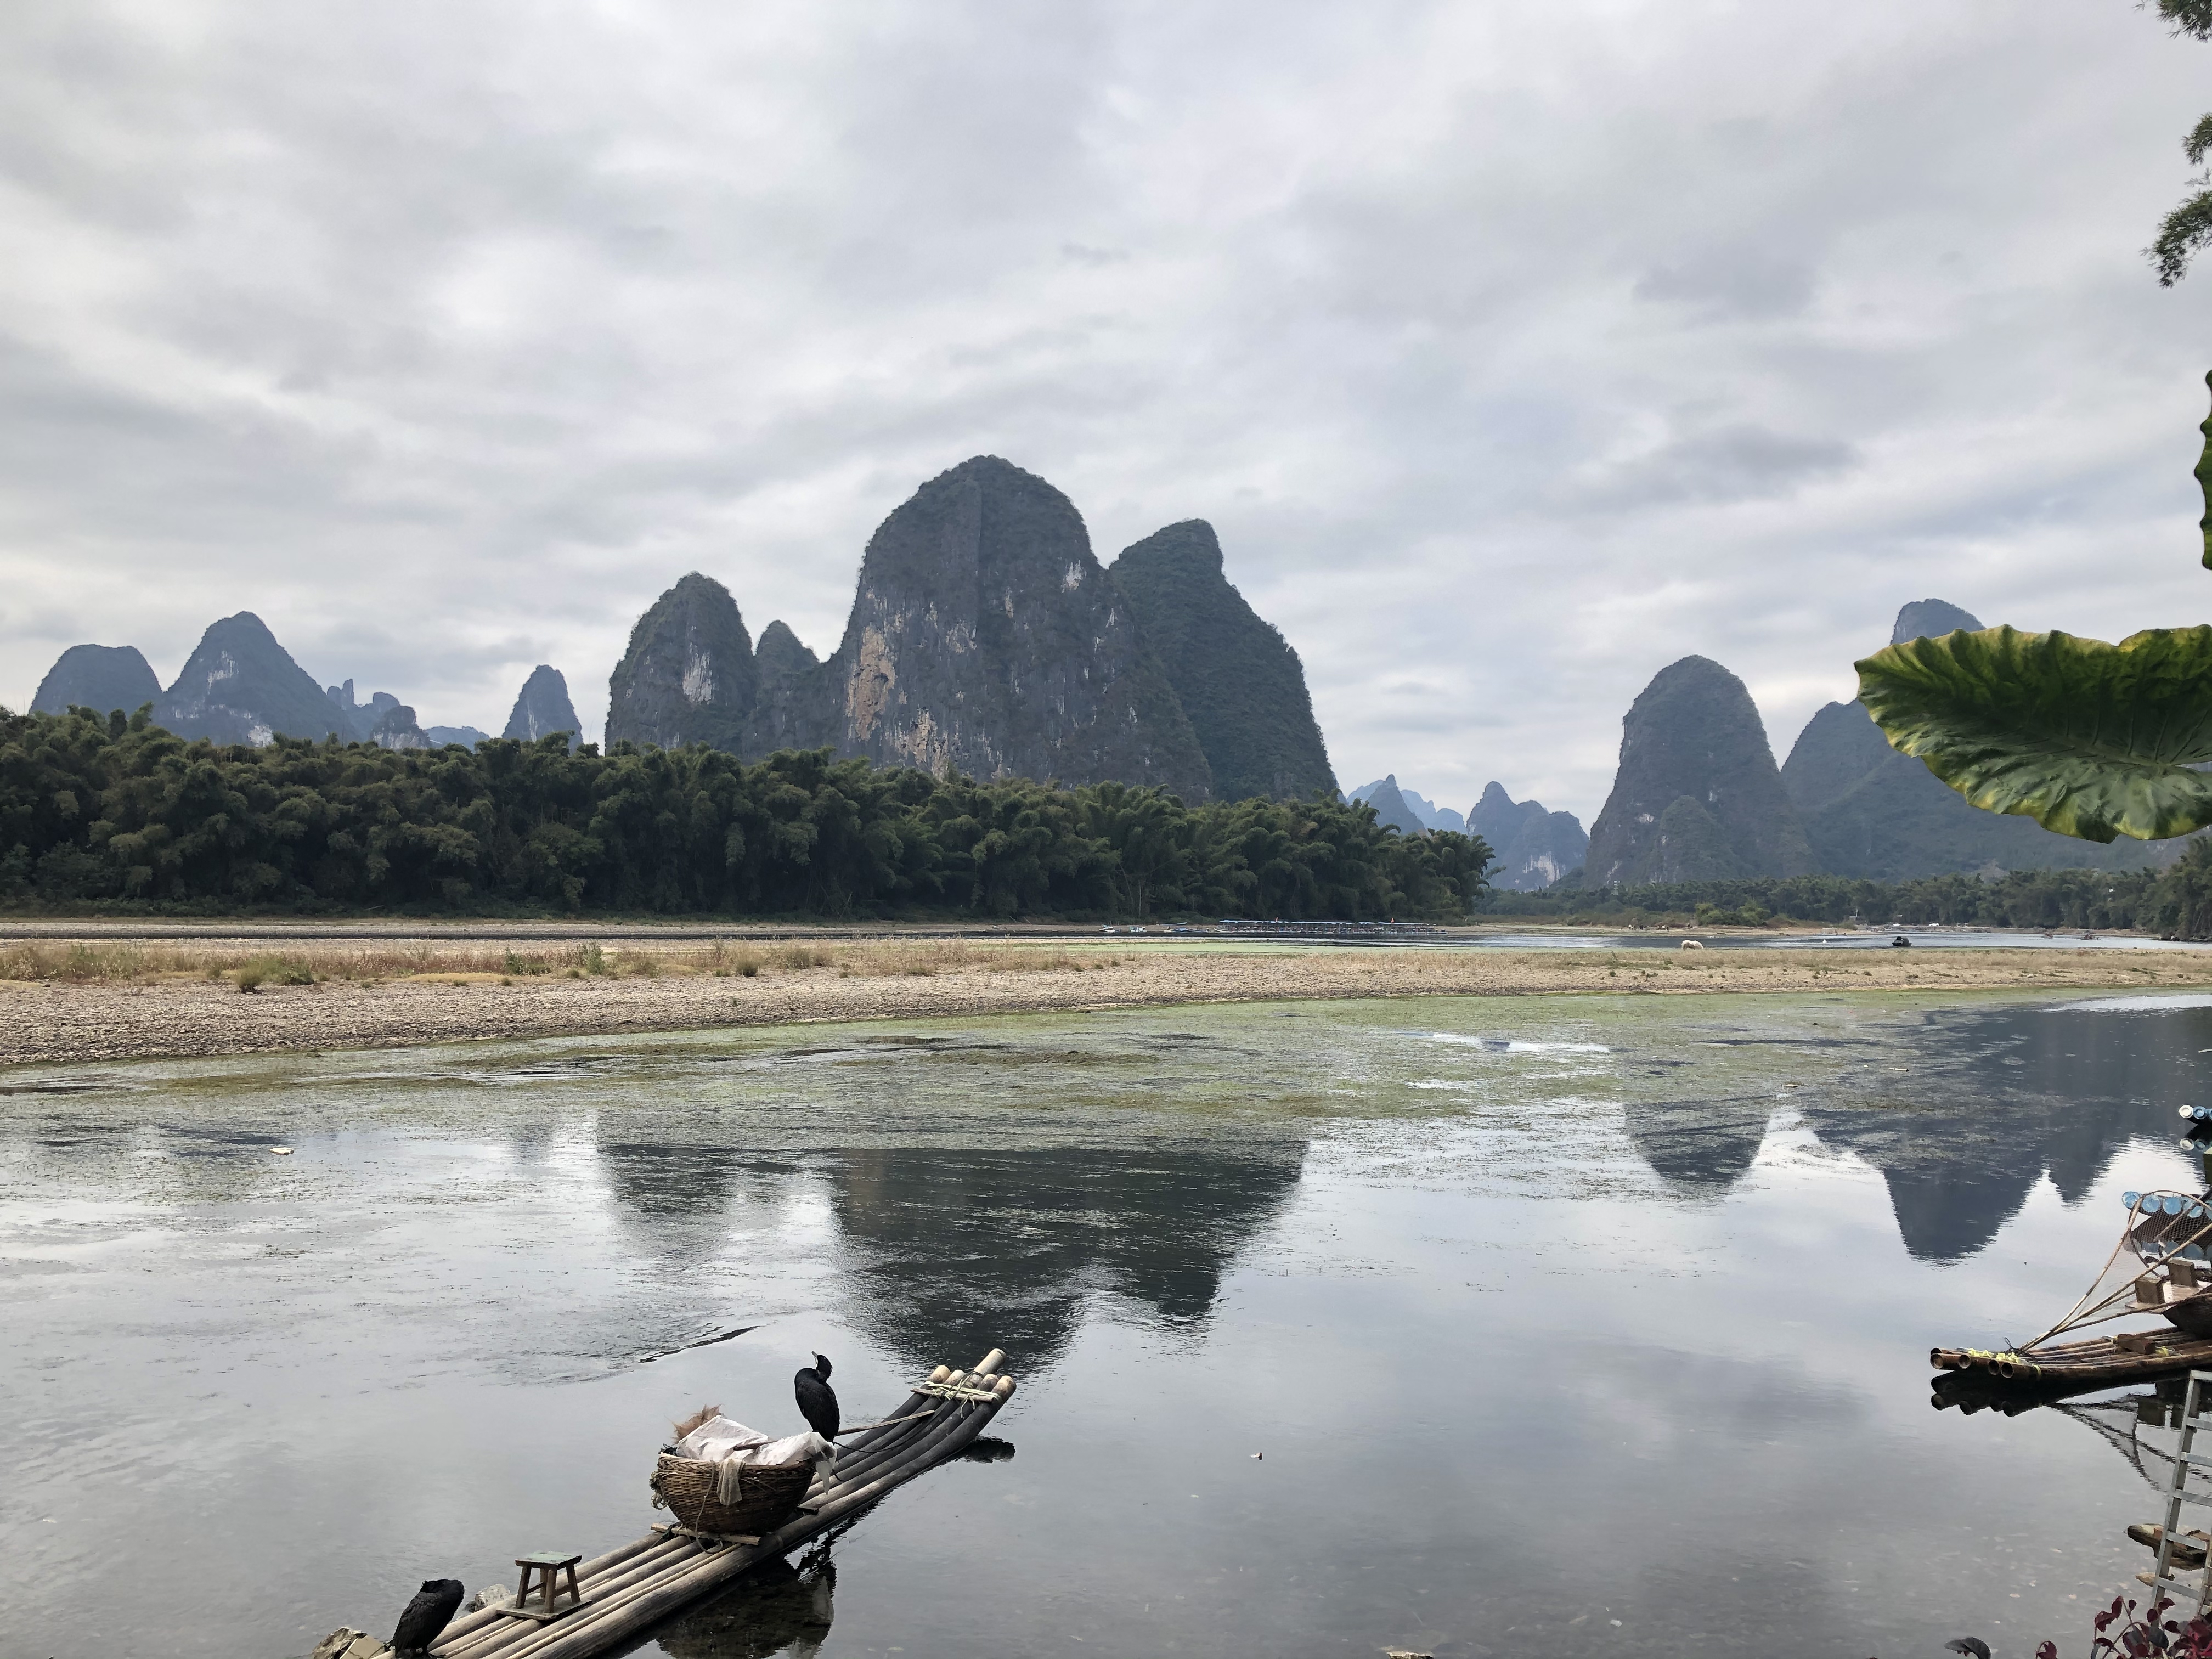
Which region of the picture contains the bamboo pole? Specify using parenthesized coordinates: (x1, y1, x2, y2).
(431, 1538, 696, 1659)
(431, 1535, 686, 1658)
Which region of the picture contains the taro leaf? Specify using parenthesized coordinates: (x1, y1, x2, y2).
(1855, 624, 2212, 842)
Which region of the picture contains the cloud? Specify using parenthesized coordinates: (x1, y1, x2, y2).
(0, 0, 2203, 828)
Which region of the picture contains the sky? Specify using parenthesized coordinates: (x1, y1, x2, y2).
(1, 0, 2206, 824)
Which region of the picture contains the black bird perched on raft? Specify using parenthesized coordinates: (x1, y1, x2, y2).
(391, 1579, 466, 1656)
(1944, 1639, 1991, 1659)
(794, 1352, 840, 1440)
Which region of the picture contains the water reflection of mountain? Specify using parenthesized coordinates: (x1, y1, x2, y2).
(1620, 1096, 1775, 1193)
(1804, 1000, 2212, 1263)
(825, 1142, 1307, 1370)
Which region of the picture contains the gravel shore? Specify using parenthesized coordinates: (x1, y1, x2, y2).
(7, 943, 2212, 1068)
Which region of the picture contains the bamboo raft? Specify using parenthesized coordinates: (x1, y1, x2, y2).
(1933, 1180, 2212, 1398)
(405, 1349, 1015, 1659)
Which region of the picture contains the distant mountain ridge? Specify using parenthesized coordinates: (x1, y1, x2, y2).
(1780, 600, 2187, 877)
(1468, 783, 1588, 890)
(30, 622, 572, 755)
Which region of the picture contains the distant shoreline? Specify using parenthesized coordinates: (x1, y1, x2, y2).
(7, 940, 2212, 1069)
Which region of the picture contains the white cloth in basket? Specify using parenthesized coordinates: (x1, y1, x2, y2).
(670, 1415, 834, 1505)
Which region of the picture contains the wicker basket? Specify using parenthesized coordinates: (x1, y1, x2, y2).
(651, 1452, 815, 1537)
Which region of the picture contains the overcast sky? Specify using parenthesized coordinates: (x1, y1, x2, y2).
(1, 0, 2205, 822)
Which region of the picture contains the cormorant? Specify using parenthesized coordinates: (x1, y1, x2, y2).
(794, 1352, 840, 1440)
(391, 1579, 466, 1656)
(1944, 1639, 1991, 1659)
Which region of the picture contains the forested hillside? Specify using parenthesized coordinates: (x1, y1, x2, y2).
(0, 708, 1489, 919)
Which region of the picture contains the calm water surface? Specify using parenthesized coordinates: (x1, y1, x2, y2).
(6, 989, 2212, 1657)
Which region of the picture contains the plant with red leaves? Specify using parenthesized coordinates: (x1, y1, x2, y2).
(2039, 1591, 2212, 1657)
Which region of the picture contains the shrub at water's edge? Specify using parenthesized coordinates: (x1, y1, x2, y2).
(0, 707, 1489, 921)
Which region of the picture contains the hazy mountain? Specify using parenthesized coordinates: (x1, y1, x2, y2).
(1107, 520, 1335, 801)
(31, 644, 160, 718)
(426, 725, 490, 748)
(1466, 782, 1588, 890)
(1585, 656, 1815, 884)
(1890, 597, 1982, 645)
(603, 572, 759, 752)
(1782, 600, 2186, 877)
(502, 664, 582, 744)
(1354, 779, 1463, 832)
(156, 612, 349, 745)
(1357, 774, 1428, 836)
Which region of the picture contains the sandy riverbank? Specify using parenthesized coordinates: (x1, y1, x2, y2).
(6, 942, 2212, 1067)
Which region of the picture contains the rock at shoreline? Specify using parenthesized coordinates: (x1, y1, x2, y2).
(31, 644, 161, 718)
(1108, 519, 1334, 801)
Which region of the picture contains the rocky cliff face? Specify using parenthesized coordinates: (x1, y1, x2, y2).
(813, 457, 1211, 795)
(368, 704, 431, 750)
(1466, 782, 1589, 890)
(32, 645, 161, 717)
(1585, 656, 1815, 884)
(1107, 520, 1334, 800)
(503, 665, 582, 744)
(1356, 775, 1427, 836)
(603, 573, 759, 752)
(1782, 600, 2186, 876)
(156, 613, 348, 746)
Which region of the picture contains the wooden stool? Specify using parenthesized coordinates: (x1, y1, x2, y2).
(505, 1553, 583, 1622)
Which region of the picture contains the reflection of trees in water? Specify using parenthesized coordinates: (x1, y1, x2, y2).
(650, 1553, 833, 1658)
(1803, 1002, 2210, 1263)
(826, 1142, 1307, 1370)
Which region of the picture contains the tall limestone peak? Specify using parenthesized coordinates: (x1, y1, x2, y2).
(821, 456, 1211, 795)
(1585, 656, 1815, 884)
(32, 644, 160, 717)
(1890, 597, 1982, 645)
(155, 612, 347, 746)
(1467, 782, 1589, 890)
(1108, 519, 1336, 801)
(503, 665, 582, 744)
(605, 572, 758, 751)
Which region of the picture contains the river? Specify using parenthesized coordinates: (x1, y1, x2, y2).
(5, 988, 2210, 1656)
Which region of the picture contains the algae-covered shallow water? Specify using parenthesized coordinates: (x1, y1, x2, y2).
(5, 989, 2211, 1657)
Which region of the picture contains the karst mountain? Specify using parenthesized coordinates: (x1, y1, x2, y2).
(604, 456, 1333, 802)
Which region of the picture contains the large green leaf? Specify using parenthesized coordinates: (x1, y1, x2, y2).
(1855, 625, 2212, 842)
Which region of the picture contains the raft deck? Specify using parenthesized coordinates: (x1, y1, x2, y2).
(1932, 1331, 2212, 1391)
(416, 1349, 1014, 1659)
